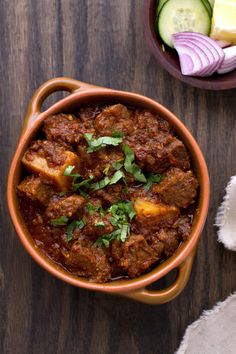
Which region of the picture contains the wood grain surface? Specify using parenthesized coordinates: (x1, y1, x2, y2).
(1, 1, 236, 353)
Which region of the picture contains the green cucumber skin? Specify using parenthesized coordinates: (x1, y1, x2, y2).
(208, 0, 214, 7)
(157, 0, 168, 14)
(157, 0, 211, 48)
(201, 0, 212, 16)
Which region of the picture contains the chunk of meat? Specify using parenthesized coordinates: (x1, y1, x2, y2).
(78, 145, 124, 180)
(61, 241, 112, 282)
(83, 213, 114, 239)
(134, 199, 180, 228)
(43, 114, 83, 146)
(94, 104, 133, 136)
(125, 109, 174, 173)
(147, 236, 165, 257)
(17, 175, 55, 206)
(153, 168, 198, 208)
(91, 183, 126, 207)
(156, 229, 180, 257)
(111, 234, 158, 278)
(78, 105, 102, 129)
(134, 144, 171, 173)
(23, 140, 68, 167)
(45, 194, 85, 220)
(22, 140, 80, 191)
(173, 215, 192, 241)
(166, 138, 190, 171)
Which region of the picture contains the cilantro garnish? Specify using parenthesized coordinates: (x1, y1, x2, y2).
(51, 215, 68, 226)
(122, 144, 146, 183)
(59, 191, 67, 197)
(94, 201, 136, 247)
(94, 220, 105, 228)
(63, 165, 75, 176)
(109, 170, 125, 185)
(63, 165, 94, 195)
(112, 159, 124, 171)
(103, 164, 110, 176)
(84, 133, 123, 153)
(111, 130, 125, 138)
(90, 170, 125, 191)
(90, 176, 110, 191)
(144, 173, 163, 191)
(66, 219, 86, 241)
(86, 203, 104, 217)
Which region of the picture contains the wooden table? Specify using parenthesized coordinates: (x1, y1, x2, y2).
(1, 1, 236, 353)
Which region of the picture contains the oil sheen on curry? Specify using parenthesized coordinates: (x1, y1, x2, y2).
(17, 104, 199, 283)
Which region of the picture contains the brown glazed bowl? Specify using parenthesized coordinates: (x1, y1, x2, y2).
(7, 77, 210, 304)
(144, 0, 236, 90)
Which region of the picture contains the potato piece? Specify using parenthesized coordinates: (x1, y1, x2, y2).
(134, 199, 180, 225)
(22, 149, 79, 191)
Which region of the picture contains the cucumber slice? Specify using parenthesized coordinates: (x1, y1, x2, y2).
(158, 0, 211, 48)
(157, 0, 168, 14)
(201, 0, 212, 16)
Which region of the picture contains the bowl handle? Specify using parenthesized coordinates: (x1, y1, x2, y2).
(22, 77, 96, 133)
(123, 247, 196, 305)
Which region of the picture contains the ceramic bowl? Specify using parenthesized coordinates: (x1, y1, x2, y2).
(143, 0, 236, 90)
(7, 77, 210, 304)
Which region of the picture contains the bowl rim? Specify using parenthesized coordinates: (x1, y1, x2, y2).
(7, 88, 210, 293)
(143, 0, 236, 90)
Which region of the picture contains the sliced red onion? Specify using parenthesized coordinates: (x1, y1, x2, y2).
(172, 32, 225, 77)
(217, 45, 236, 74)
(173, 32, 224, 76)
(172, 43, 203, 75)
(173, 37, 215, 76)
(173, 40, 209, 76)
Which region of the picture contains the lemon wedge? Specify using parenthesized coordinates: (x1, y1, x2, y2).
(210, 0, 236, 43)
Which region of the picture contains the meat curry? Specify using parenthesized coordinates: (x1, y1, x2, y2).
(17, 104, 199, 283)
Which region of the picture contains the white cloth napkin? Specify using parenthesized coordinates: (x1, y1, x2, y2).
(176, 176, 236, 354)
(176, 293, 236, 354)
(215, 176, 236, 250)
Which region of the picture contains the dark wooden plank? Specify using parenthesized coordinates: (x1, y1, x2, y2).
(1, 1, 236, 354)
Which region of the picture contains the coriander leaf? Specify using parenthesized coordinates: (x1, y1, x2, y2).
(112, 158, 124, 170)
(103, 164, 110, 176)
(86, 203, 104, 217)
(122, 144, 146, 183)
(144, 173, 163, 191)
(66, 219, 86, 241)
(51, 215, 68, 226)
(78, 189, 89, 198)
(64, 165, 94, 194)
(109, 170, 125, 185)
(95, 201, 136, 247)
(95, 220, 105, 228)
(131, 164, 147, 183)
(112, 129, 125, 138)
(64, 165, 76, 176)
(94, 229, 120, 248)
(90, 176, 111, 191)
(122, 144, 134, 173)
(72, 175, 94, 192)
(120, 224, 130, 242)
(90, 170, 125, 191)
(84, 133, 123, 153)
(86, 203, 97, 214)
